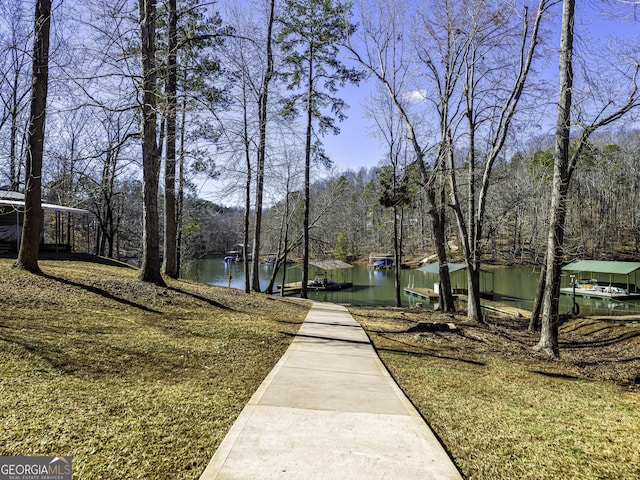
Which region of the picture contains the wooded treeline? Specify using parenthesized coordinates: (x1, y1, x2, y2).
(261, 132, 640, 266)
(2, 0, 639, 355)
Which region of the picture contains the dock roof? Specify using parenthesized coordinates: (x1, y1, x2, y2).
(417, 262, 468, 274)
(562, 260, 640, 276)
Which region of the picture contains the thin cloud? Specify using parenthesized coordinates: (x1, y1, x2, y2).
(402, 90, 428, 103)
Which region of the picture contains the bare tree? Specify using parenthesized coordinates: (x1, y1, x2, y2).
(263, 155, 302, 295)
(535, 0, 640, 356)
(433, 0, 553, 322)
(0, 0, 31, 191)
(251, 0, 276, 292)
(348, 0, 457, 311)
(137, 0, 165, 285)
(366, 87, 411, 307)
(162, 0, 178, 278)
(83, 111, 138, 259)
(15, 0, 52, 273)
(217, 0, 280, 293)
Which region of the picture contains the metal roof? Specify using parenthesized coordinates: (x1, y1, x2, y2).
(0, 191, 24, 201)
(562, 260, 640, 276)
(309, 259, 353, 270)
(417, 262, 468, 274)
(0, 199, 89, 214)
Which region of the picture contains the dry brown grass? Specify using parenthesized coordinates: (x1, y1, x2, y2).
(0, 257, 309, 479)
(350, 306, 640, 480)
(3, 255, 639, 479)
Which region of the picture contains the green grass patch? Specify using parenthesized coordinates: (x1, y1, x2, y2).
(0, 258, 309, 479)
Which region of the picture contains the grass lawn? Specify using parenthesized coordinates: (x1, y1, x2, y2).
(0, 257, 309, 479)
(3, 256, 639, 479)
(351, 306, 640, 480)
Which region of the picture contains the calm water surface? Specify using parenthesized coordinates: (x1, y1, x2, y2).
(182, 258, 423, 306)
(182, 258, 640, 315)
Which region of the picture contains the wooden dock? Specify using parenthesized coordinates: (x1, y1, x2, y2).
(404, 287, 530, 318)
(404, 287, 440, 302)
(475, 297, 530, 318)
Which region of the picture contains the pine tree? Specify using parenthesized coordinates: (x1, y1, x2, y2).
(277, 0, 364, 298)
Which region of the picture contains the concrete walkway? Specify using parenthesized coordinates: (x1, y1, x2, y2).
(199, 302, 462, 480)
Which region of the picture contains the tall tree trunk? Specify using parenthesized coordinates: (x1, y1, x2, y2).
(242, 96, 251, 294)
(535, 0, 574, 356)
(466, 265, 483, 322)
(529, 262, 546, 331)
(176, 92, 187, 275)
(251, 0, 276, 293)
(537, 181, 570, 356)
(162, 0, 178, 278)
(426, 178, 455, 312)
(301, 51, 314, 300)
(9, 64, 22, 192)
(15, 0, 51, 274)
(455, 62, 485, 324)
(393, 204, 402, 307)
(138, 0, 165, 286)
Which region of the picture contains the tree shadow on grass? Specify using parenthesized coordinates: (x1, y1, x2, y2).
(279, 331, 371, 346)
(377, 345, 487, 366)
(560, 331, 640, 349)
(41, 273, 162, 314)
(275, 318, 305, 325)
(0, 327, 214, 379)
(165, 286, 233, 311)
(39, 276, 236, 314)
(531, 370, 583, 381)
(372, 333, 486, 366)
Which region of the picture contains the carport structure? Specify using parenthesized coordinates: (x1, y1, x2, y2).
(0, 191, 90, 253)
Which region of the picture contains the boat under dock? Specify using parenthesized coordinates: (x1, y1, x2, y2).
(560, 287, 640, 301)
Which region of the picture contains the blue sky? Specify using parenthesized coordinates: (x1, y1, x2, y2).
(321, 80, 382, 173)
(320, 1, 640, 174)
(202, 0, 639, 203)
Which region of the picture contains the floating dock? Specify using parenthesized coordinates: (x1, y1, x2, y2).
(404, 287, 530, 318)
(279, 281, 353, 294)
(403, 287, 440, 302)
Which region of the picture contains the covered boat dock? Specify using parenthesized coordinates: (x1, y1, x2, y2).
(405, 262, 530, 317)
(561, 260, 640, 300)
(410, 262, 494, 299)
(279, 259, 354, 293)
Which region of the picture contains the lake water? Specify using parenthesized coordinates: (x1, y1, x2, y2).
(181, 258, 640, 316)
